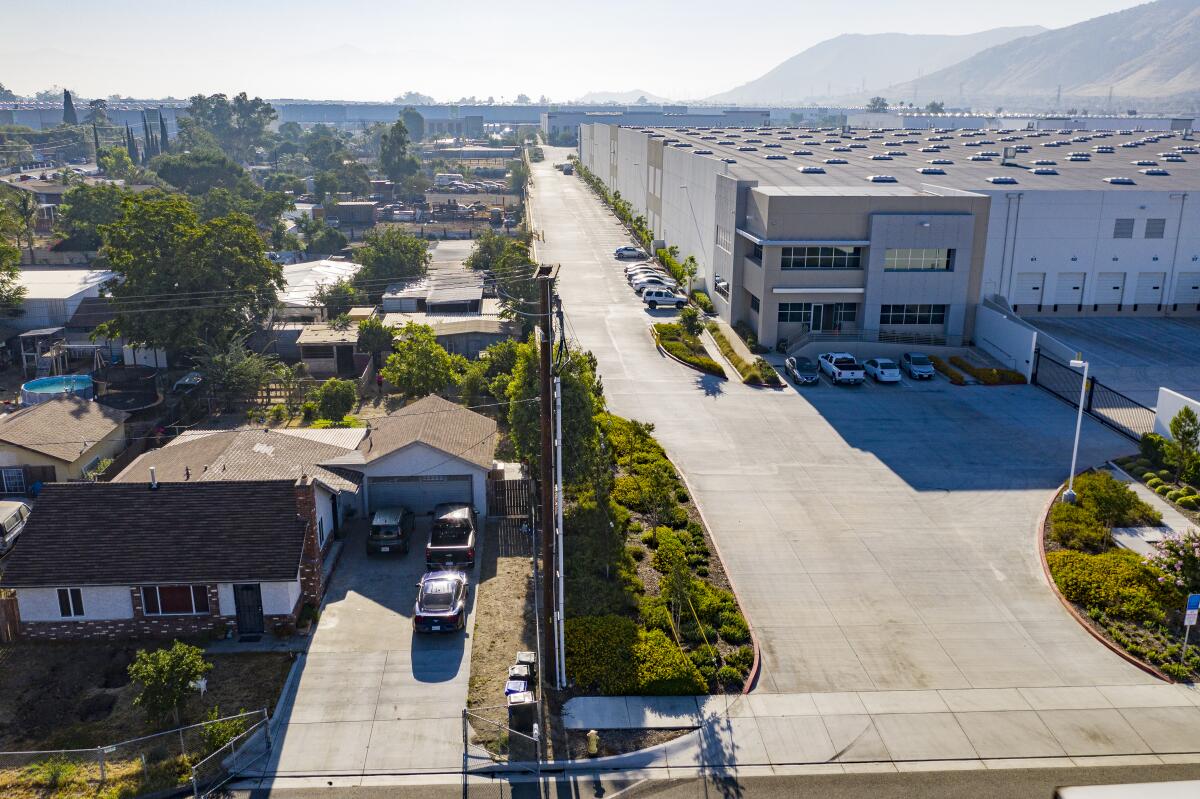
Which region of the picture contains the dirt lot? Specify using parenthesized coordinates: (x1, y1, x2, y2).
(0, 641, 293, 750)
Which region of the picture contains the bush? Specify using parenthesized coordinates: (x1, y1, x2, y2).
(641, 529, 659, 548)
(1147, 477, 1164, 489)
(1158, 470, 1174, 480)
(929, 355, 966, 385)
(718, 611, 751, 644)
(733, 321, 766, 354)
(678, 306, 703, 336)
(1160, 662, 1194, 681)
(627, 545, 646, 562)
(1179, 496, 1198, 510)
(1167, 490, 1183, 503)
(660, 338, 725, 377)
(1156, 485, 1172, 496)
(268, 403, 288, 422)
(300, 400, 318, 423)
(311, 414, 365, 428)
(1073, 470, 1161, 527)
(690, 290, 714, 313)
(310, 377, 357, 421)
(948, 355, 1026, 385)
(1140, 433, 1168, 467)
(639, 596, 672, 633)
(680, 620, 718, 646)
(564, 615, 639, 695)
(634, 628, 708, 695)
(1048, 502, 1110, 552)
(726, 646, 756, 674)
(200, 706, 248, 755)
(716, 665, 744, 688)
(1047, 548, 1180, 624)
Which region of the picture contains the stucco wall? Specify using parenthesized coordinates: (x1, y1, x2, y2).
(1155, 387, 1200, 439)
(0, 424, 126, 481)
(351, 442, 489, 516)
(17, 586, 133, 621)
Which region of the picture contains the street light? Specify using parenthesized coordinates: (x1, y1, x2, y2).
(1062, 357, 1089, 504)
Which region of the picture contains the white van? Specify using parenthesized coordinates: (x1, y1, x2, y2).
(0, 500, 31, 554)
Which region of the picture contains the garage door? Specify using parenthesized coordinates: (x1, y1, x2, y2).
(1134, 272, 1165, 306)
(1095, 272, 1126, 306)
(1055, 272, 1085, 307)
(368, 475, 473, 514)
(1013, 272, 1045, 306)
(1175, 272, 1200, 305)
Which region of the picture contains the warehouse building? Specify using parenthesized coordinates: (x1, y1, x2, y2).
(578, 122, 1200, 350)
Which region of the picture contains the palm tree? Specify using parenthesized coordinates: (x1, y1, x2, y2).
(5, 189, 39, 264)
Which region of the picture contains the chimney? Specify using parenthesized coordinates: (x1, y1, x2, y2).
(149, 466, 158, 489)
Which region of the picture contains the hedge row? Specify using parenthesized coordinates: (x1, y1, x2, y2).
(929, 355, 966, 385)
(707, 323, 781, 386)
(690, 291, 714, 314)
(948, 355, 1026, 385)
(564, 615, 708, 696)
(653, 323, 725, 377)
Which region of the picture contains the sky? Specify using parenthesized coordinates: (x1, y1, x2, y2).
(0, 0, 1150, 102)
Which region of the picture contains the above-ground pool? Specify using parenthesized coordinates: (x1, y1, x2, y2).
(20, 375, 95, 405)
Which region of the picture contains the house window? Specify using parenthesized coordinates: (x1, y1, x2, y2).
(57, 588, 84, 618)
(883, 248, 955, 271)
(1, 469, 25, 494)
(879, 304, 947, 325)
(778, 302, 813, 324)
(748, 293, 760, 313)
(1113, 219, 1135, 239)
(303, 345, 335, 359)
(142, 585, 210, 615)
(780, 246, 863, 269)
(1145, 218, 1166, 239)
(317, 516, 327, 548)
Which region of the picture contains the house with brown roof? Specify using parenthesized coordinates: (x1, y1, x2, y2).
(0, 479, 328, 640)
(0, 397, 129, 493)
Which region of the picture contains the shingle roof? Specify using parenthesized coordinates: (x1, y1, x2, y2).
(0, 480, 308, 587)
(354, 395, 497, 469)
(0, 397, 128, 463)
(113, 427, 364, 493)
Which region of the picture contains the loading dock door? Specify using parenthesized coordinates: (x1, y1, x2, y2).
(1095, 272, 1126, 306)
(1174, 272, 1200, 305)
(1055, 272, 1085, 307)
(1013, 272, 1045, 306)
(1134, 272, 1165, 306)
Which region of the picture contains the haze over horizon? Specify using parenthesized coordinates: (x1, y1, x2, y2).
(0, 0, 1149, 103)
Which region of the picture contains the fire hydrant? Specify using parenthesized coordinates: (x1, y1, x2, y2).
(586, 729, 600, 757)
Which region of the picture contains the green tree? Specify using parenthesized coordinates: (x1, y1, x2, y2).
(0, 83, 16, 102)
(357, 316, 397, 367)
(186, 92, 276, 162)
(464, 228, 508, 273)
(97, 145, 136, 180)
(151, 150, 248, 195)
(401, 107, 425, 142)
(866, 96, 889, 113)
(97, 193, 283, 353)
(3, 186, 38, 263)
(297, 216, 347, 255)
(128, 641, 213, 725)
(278, 121, 303, 143)
(678, 306, 702, 337)
(380, 118, 419, 182)
(355, 228, 429, 297)
(0, 206, 26, 316)
(1166, 406, 1200, 484)
(653, 531, 692, 629)
(302, 124, 349, 171)
(313, 278, 362, 318)
(55, 182, 131, 250)
(493, 239, 539, 335)
(925, 100, 945, 114)
(62, 90, 77, 125)
(192, 335, 280, 412)
(84, 98, 108, 125)
(311, 377, 358, 420)
(380, 322, 454, 399)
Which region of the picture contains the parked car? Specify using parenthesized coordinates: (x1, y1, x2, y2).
(632, 275, 678, 294)
(642, 288, 687, 310)
(817, 352, 865, 385)
(425, 503, 477, 570)
(0, 500, 30, 555)
(626, 267, 669, 283)
(412, 570, 469, 633)
(864, 358, 902, 383)
(366, 506, 414, 556)
(784, 356, 820, 385)
(901, 352, 936, 379)
(614, 246, 648, 260)
(623, 261, 658, 275)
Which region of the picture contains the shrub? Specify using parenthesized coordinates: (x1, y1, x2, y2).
(1147, 477, 1164, 489)
(1073, 470, 1161, 527)
(639, 596, 672, 633)
(690, 290, 714, 313)
(676, 487, 690, 504)
(1168, 491, 1183, 503)
(1180, 485, 1198, 496)
(678, 306, 703, 337)
(680, 620, 718, 646)
(1048, 502, 1109, 552)
(634, 628, 708, 695)
(200, 706, 249, 755)
(929, 355, 966, 385)
(1142, 470, 1158, 482)
(1047, 548, 1180, 624)
(310, 377, 357, 421)
(23, 757, 80, 790)
(660, 339, 725, 377)
(311, 414, 365, 428)
(1134, 458, 1153, 470)
(948, 355, 1026, 385)
(268, 403, 288, 422)
(718, 611, 751, 644)
(627, 545, 646, 562)
(1160, 662, 1194, 681)
(1147, 528, 1200, 594)
(1139, 433, 1168, 467)
(1178, 496, 1198, 510)
(564, 615, 639, 695)
(733, 320, 766, 354)
(1156, 485, 1171, 496)
(641, 529, 659, 548)
(748, 357, 782, 387)
(726, 646, 756, 674)
(717, 665, 744, 688)
(1158, 470, 1174, 480)
(129, 641, 213, 725)
(300, 400, 318, 423)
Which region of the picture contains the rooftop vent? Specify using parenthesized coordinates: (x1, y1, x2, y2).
(1103, 176, 1136, 185)
(799, 166, 826, 174)
(987, 176, 1018, 184)
(867, 175, 897, 183)
(1031, 168, 1059, 175)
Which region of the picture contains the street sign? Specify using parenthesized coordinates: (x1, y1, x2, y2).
(1186, 594, 1200, 627)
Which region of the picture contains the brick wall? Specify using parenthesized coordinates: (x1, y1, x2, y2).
(295, 480, 328, 608)
(22, 584, 229, 640)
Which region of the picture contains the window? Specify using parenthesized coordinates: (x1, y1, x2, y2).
(1145, 218, 1166, 239)
(303, 345, 335, 359)
(749, 243, 763, 263)
(780, 246, 863, 270)
(1, 469, 25, 494)
(884, 248, 955, 272)
(317, 516, 327, 548)
(142, 585, 210, 616)
(57, 588, 84, 618)
(715, 226, 733, 253)
(1113, 219, 1135, 239)
(748, 293, 760, 313)
(879, 304, 947, 326)
(778, 302, 813, 324)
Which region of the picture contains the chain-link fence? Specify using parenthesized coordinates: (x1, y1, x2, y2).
(463, 707, 541, 776)
(0, 709, 267, 798)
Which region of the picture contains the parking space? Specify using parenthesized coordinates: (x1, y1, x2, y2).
(1027, 316, 1200, 407)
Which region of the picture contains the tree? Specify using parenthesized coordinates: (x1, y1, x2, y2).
(297, 216, 347, 255)
(55, 182, 131, 250)
(1166, 406, 1200, 484)
(311, 377, 357, 420)
(62, 90, 77, 125)
(401, 107, 425, 143)
(866, 97, 889, 113)
(925, 101, 945, 114)
(84, 98, 108, 125)
(186, 93, 276, 162)
(492, 239, 539, 335)
(313, 279, 362, 319)
(97, 193, 283, 353)
(2, 187, 38, 264)
(192, 335, 280, 411)
(278, 121, 303, 143)
(158, 108, 170, 154)
(357, 316, 397, 367)
(356, 228, 429, 296)
(380, 118, 418, 182)
(302, 124, 348, 171)
(678, 306, 702, 337)
(465, 228, 507, 272)
(380, 322, 454, 399)
(128, 641, 212, 725)
(151, 150, 248, 195)
(97, 145, 135, 180)
(0, 83, 16, 102)
(0, 206, 26, 316)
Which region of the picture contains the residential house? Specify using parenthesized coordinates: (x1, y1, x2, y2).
(16, 268, 114, 332)
(381, 269, 517, 358)
(296, 323, 368, 378)
(279, 259, 362, 323)
(0, 480, 329, 640)
(0, 397, 129, 492)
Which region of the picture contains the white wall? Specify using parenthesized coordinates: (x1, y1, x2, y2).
(1154, 387, 1200, 438)
(974, 304, 1038, 377)
(17, 586, 133, 622)
(315, 484, 336, 548)
(218, 583, 235, 617)
(352, 442, 488, 515)
(261, 581, 302, 615)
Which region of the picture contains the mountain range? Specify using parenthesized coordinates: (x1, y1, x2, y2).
(575, 89, 673, 105)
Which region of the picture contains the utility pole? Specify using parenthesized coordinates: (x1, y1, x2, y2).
(537, 264, 557, 679)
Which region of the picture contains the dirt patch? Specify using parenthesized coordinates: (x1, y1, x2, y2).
(565, 728, 692, 760)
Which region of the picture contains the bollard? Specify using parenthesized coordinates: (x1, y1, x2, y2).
(586, 729, 599, 757)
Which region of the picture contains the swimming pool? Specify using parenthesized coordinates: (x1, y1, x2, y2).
(20, 375, 95, 405)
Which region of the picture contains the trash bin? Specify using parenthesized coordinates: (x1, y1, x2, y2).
(507, 691, 538, 762)
(503, 679, 528, 696)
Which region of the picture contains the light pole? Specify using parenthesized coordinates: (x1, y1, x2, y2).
(1063, 357, 1089, 504)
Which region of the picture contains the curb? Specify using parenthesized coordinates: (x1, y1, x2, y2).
(649, 325, 727, 380)
(1036, 476, 1171, 683)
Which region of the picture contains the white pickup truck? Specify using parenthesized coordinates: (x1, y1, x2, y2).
(817, 352, 865, 385)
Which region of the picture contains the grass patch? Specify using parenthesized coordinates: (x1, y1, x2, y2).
(652, 323, 724, 377)
(948, 355, 1026, 385)
(706, 323, 780, 386)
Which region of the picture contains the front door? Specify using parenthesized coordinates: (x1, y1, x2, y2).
(335, 345, 356, 376)
(809, 304, 824, 332)
(233, 584, 264, 636)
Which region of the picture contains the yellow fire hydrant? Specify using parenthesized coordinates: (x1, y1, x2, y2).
(586, 729, 600, 757)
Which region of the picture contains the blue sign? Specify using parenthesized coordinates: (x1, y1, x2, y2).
(1189, 595, 1200, 612)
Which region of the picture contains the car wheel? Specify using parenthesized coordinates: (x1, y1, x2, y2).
(675, 301, 685, 309)
(648, 301, 657, 309)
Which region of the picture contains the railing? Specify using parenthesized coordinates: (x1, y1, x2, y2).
(462, 706, 540, 775)
(189, 714, 272, 798)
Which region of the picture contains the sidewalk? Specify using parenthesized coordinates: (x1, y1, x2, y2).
(1107, 463, 1197, 556)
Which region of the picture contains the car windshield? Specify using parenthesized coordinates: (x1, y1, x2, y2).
(878, 361, 896, 368)
(909, 355, 931, 366)
(420, 580, 457, 610)
(795, 360, 816, 371)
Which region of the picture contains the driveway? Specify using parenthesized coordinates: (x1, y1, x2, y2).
(264, 519, 474, 777)
(531, 145, 1155, 695)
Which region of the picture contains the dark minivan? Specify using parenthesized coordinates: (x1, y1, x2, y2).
(425, 503, 477, 570)
(366, 506, 414, 556)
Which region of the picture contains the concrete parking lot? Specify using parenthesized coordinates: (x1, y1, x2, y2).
(532, 146, 1154, 696)
(1027, 316, 1200, 408)
(264, 519, 475, 777)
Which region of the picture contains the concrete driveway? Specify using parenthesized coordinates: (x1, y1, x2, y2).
(264, 519, 474, 776)
(531, 146, 1155, 696)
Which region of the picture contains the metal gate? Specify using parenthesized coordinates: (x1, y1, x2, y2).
(1032, 351, 1156, 441)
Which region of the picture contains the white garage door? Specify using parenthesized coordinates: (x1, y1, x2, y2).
(1013, 272, 1045, 306)
(1174, 272, 1200, 305)
(1134, 272, 1165, 306)
(1055, 272, 1085, 307)
(1095, 272, 1126, 305)
(368, 475, 473, 514)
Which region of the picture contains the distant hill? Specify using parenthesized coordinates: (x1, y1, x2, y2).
(575, 89, 673, 105)
(706, 26, 1044, 105)
(887, 0, 1200, 105)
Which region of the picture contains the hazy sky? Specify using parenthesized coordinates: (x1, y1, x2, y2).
(2, 0, 1147, 102)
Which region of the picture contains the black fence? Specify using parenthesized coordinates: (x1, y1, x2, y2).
(1032, 351, 1156, 441)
